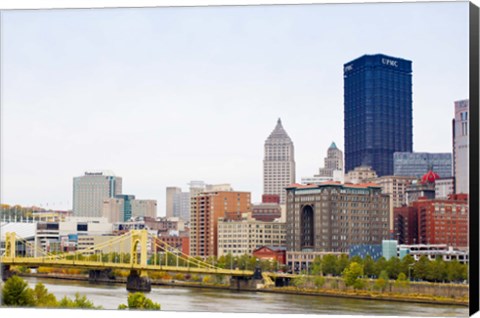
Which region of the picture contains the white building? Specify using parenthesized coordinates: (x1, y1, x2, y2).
(453, 99, 469, 194)
(435, 177, 455, 199)
(263, 118, 295, 204)
(345, 165, 378, 184)
(217, 212, 286, 257)
(73, 171, 122, 218)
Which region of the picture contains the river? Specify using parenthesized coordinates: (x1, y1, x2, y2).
(3, 277, 469, 318)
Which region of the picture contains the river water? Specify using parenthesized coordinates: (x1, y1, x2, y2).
(11, 277, 468, 318)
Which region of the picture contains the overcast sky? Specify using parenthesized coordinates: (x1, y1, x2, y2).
(0, 1, 470, 214)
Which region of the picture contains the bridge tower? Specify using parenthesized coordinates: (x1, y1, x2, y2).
(1, 232, 16, 281)
(126, 229, 151, 292)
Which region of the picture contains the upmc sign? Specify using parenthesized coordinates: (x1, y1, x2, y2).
(381, 58, 398, 67)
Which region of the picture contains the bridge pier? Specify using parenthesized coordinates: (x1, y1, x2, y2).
(1, 264, 13, 282)
(127, 270, 151, 292)
(230, 266, 263, 291)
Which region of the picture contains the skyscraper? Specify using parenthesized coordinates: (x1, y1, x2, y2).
(318, 142, 343, 177)
(453, 99, 469, 194)
(189, 190, 251, 257)
(344, 54, 413, 177)
(73, 171, 122, 218)
(263, 118, 295, 204)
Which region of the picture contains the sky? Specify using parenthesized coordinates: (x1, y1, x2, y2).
(0, 0, 471, 214)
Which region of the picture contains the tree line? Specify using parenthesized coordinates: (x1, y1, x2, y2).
(0, 275, 160, 310)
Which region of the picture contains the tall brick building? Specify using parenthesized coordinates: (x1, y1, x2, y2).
(285, 182, 390, 253)
(394, 194, 468, 248)
(189, 191, 251, 257)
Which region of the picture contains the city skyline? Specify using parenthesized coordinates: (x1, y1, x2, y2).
(1, 2, 469, 213)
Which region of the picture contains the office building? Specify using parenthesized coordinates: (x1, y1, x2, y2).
(217, 212, 286, 257)
(131, 199, 157, 219)
(394, 152, 452, 178)
(263, 118, 296, 204)
(435, 178, 455, 199)
(166, 187, 181, 218)
(344, 165, 378, 184)
(318, 142, 344, 177)
(372, 175, 415, 230)
(344, 54, 413, 177)
(285, 182, 390, 253)
(453, 99, 469, 194)
(73, 171, 122, 218)
(189, 190, 251, 257)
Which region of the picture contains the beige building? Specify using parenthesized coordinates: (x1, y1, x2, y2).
(77, 235, 131, 255)
(217, 212, 286, 257)
(371, 175, 415, 230)
(132, 199, 157, 219)
(165, 187, 181, 218)
(102, 198, 125, 223)
(345, 165, 378, 184)
(263, 118, 296, 205)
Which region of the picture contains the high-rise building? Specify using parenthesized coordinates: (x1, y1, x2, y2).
(286, 182, 390, 253)
(217, 212, 286, 257)
(372, 175, 416, 231)
(318, 142, 344, 177)
(131, 199, 157, 219)
(263, 118, 295, 204)
(73, 171, 122, 218)
(189, 190, 251, 257)
(453, 99, 469, 194)
(173, 191, 191, 222)
(393, 152, 452, 178)
(166, 187, 181, 218)
(344, 54, 413, 177)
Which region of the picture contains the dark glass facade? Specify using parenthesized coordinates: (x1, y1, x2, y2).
(344, 54, 413, 177)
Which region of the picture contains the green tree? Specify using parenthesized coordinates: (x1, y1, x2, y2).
(1, 275, 36, 307)
(413, 256, 429, 281)
(58, 293, 101, 309)
(342, 262, 365, 290)
(385, 257, 401, 279)
(426, 258, 447, 282)
(311, 256, 323, 275)
(322, 254, 338, 276)
(291, 275, 307, 288)
(313, 276, 326, 288)
(446, 260, 464, 282)
(33, 283, 58, 308)
(363, 255, 376, 278)
(374, 270, 389, 292)
(394, 272, 409, 289)
(336, 254, 350, 276)
(118, 292, 161, 310)
(373, 257, 387, 278)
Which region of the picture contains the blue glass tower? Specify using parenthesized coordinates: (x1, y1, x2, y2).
(344, 54, 413, 177)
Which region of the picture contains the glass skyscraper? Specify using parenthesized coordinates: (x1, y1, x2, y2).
(393, 152, 452, 178)
(344, 54, 413, 177)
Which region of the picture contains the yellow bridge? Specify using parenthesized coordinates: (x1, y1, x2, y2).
(0, 230, 256, 291)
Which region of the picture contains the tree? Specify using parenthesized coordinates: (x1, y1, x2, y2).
(373, 257, 387, 278)
(1, 275, 36, 307)
(374, 270, 389, 292)
(342, 262, 365, 290)
(385, 257, 401, 279)
(311, 256, 323, 275)
(313, 276, 326, 289)
(413, 256, 429, 281)
(118, 292, 161, 310)
(336, 254, 350, 276)
(446, 260, 464, 282)
(363, 255, 376, 278)
(33, 283, 58, 308)
(321, 254, 338, 276)
(394, 272, 409, 289)
(58, 293, 101, 309)
(426, 258, 447, 282)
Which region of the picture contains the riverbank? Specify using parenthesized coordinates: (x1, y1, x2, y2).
(14, 272, 468, 307)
